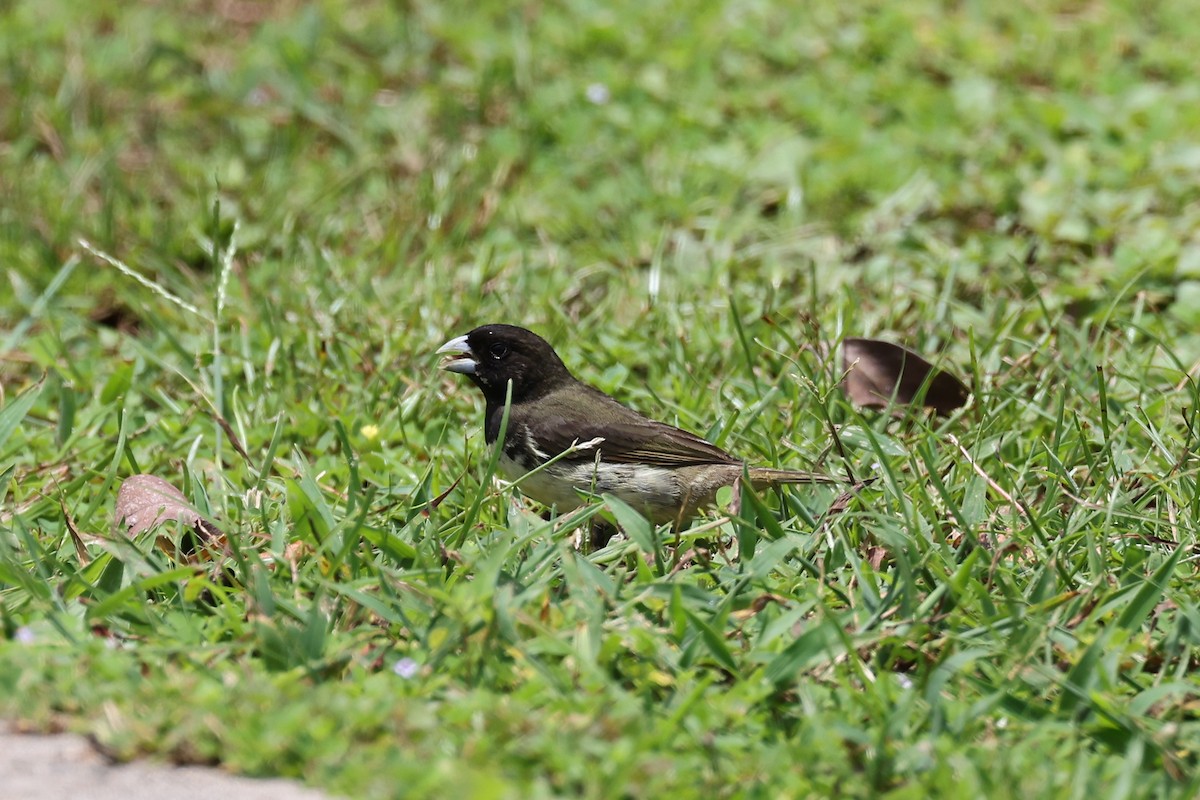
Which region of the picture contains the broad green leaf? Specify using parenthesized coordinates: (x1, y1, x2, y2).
(0, 379, 44, 451)
(1115, 545, 1184, 633)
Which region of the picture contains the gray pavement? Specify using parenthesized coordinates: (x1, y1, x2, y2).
(0, 725, 337, 800)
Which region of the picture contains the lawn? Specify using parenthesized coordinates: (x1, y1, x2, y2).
(2, 0, 1199, 797)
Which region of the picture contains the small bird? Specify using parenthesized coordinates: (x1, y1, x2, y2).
(434, 323, 844, 525)
(436, 324, 840, 526)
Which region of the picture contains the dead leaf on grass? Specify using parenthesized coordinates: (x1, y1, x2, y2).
(842, 338, 970, 415)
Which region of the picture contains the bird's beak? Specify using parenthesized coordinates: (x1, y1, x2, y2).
(436, 334, 477, 374)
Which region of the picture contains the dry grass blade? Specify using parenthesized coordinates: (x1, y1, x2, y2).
(61, 501, 90, 565)
(842, 338, 970, 415)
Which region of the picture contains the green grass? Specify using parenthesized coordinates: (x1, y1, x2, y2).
(3, 0, 1200, 796)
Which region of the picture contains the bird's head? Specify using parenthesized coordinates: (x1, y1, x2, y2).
(436, 324, 573, 404)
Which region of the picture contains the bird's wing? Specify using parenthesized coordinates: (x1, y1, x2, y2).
(512, 386, 740, 468)
(523, 416, 740, 468)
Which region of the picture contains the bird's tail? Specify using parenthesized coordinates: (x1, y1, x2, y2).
(746, 467, 842, 487)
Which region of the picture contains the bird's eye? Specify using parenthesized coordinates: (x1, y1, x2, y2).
(489, 343, 509, 359)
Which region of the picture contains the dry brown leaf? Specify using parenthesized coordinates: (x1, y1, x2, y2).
(115, 475, 204, 536)
(842, 338, 970, 415)
(114, 475, 224, 560)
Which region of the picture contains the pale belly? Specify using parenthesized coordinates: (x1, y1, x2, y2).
(497, 452, 684, 522)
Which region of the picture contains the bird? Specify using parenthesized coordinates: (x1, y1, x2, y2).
(436, 324, 842, 527)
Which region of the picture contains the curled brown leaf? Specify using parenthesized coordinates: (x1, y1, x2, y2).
(842, 338, 970, 416)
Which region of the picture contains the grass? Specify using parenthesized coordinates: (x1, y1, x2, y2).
(3, 0, 1200, 796)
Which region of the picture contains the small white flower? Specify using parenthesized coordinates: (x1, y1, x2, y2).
(15, 626, 35, 644)
(393, 657, 419, 679)
(895, 673, 913, 690)
(244, 488, 264, 510)
(585, 83, 611, 105)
